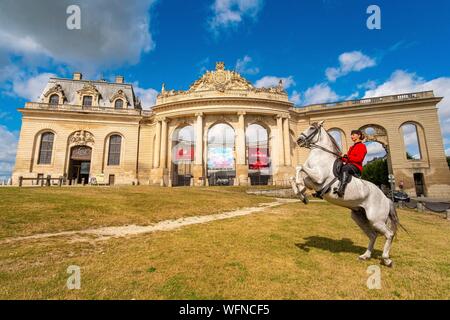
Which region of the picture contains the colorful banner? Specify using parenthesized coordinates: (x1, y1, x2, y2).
(248, 147, 269, 170)
(173, 143, 194, 162)
(207, 147, 234, 169)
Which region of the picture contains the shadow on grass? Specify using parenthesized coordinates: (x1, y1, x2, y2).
(295, 236, 382, 256)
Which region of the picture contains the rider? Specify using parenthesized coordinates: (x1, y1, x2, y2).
(334, 130, 367, 197)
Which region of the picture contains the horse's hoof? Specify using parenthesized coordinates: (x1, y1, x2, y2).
(358, 254, 371, 261)
(380, 258, 393, 267)
(302, 197, 309, 205)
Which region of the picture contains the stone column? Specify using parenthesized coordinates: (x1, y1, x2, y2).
(195, 113, 203, 165)
(193, 113, 204, 186)
(153, 120, 161, 168)
(160, 117, 168, 169)
(236, 111, 248, 185)
(156, 117, 169, 186)
(236, 112, 246, 165)
(276, 115, 285, 167)
(283, 116, 292, 166)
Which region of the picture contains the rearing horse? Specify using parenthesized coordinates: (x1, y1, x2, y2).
(290, 121, 400, 267)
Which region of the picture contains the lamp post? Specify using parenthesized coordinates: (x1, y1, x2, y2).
(388, 174, 395, 203)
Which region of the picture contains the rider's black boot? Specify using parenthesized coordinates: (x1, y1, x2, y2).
(335, 171, 350, 198)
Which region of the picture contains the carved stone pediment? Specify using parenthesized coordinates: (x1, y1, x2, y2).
(110, 89, 129, 104)
(77, 82, 100, 97)
(188, 62, 254, 93)
(158, 62, 287, 98)
(69, 130, 95, 146)
(43, 84, 66, 101)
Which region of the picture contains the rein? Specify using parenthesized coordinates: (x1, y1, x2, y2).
(298, 124, 342, 157)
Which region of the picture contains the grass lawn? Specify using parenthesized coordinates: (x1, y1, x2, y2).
(0, 186, 272, 239)
(0, 186, 449, 299)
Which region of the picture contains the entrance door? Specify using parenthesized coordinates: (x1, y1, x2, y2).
(173, 162, 192, 186)
(68, 146, 92, 185)
(413, 173, 426, 197)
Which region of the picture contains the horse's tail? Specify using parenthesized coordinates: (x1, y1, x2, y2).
(388, 200, 408, 236)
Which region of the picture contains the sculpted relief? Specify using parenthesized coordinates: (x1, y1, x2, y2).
(69, 130, 95, 146)
(158, 62, 287, 98)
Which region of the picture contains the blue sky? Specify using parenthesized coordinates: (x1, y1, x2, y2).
(1, 0, 450, 178)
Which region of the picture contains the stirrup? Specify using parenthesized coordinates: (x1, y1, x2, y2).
(312, 192, 323, 199)
(333, 186, 344, 197)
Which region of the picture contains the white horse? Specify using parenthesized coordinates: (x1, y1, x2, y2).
(290, 121, 401, 267)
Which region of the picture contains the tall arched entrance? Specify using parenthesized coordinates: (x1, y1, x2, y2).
(171, 125, 195, 186)
(68, 145, 92, 185)
(360, 125, 391, 191)
(246, 123, 271, 185)
(207, 123, 236, 186)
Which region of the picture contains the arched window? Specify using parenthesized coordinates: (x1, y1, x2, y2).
(401, 123, 422, 160)
(82, 95, 93, 107)
(114, 99, 123, 109)
(207, 123, 235, 186)
(171, 125, 195, 186)
(108, 135, 122, 165)
(49, 94, 59, 106)
(246, 124, 271, 185)
(38, 132, 54, 164)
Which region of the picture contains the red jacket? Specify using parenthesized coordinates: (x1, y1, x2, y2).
(342, 142, 367, 173)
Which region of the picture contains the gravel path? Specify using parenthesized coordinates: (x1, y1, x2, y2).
(2, 198, 299, 243)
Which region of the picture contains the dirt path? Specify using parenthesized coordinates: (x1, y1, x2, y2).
(2, 198, 299, 243)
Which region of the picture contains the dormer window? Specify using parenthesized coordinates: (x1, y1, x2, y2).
(110, 89, 129, 109)
(49, 94, 59, 106)
(43, 84, 66, 105)
(77, 83, 100, 107)
(82, 96, 93, 107)
(114, 99, 124, 109)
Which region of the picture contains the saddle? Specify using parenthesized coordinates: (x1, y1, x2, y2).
(313, 159, 360, 198)
(333, 158, 361, 180)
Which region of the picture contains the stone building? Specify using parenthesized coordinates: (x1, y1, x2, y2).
(12, 62, 450, 197)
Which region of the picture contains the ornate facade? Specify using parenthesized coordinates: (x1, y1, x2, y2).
(12, 62, 450, 197)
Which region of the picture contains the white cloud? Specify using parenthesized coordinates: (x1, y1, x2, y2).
(364, 141, 387, 164)
(209, 0, 264, 33)
(133, 84, 159, 110)
(326, 51, 376, 82)
(363, 70, 450, 155)
(289, 90, 301, 105)
(254, 75, 295, 89)
(358, 80, 377, 90)
(346, 91, 360, 100)
(0, 125, 18, 179)
(363, 70, 450, 135)
(303, 83, 340, 105)
(0, 0, 156, 71)
(12, 72, 56, 101)
(197, 57, 211, 75)
(235, 55, 259, 75)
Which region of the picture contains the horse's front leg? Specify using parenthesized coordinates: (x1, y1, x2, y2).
(290, 166, 308, 204)
(301, 164, 326, 185)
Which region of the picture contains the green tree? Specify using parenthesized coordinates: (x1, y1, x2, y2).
(447, 156, 450, 168)
(362, 158, 389, 187)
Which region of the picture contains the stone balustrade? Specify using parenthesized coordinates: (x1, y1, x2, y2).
(300, 91, 435, 111)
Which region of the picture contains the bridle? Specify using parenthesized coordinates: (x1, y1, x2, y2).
(297, 123, 342, 157)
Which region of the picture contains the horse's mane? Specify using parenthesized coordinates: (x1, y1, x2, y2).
(321, 126, 342, 154)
